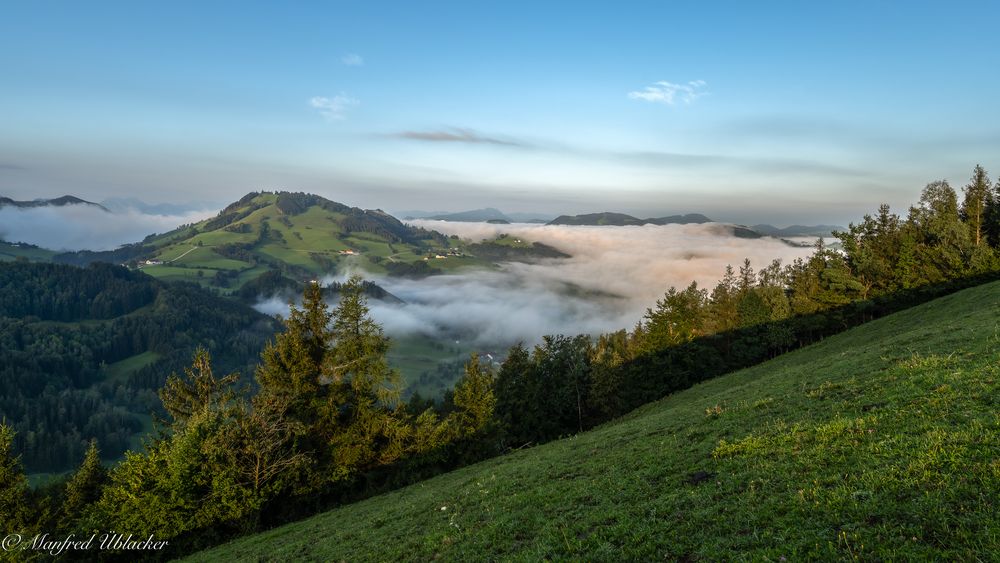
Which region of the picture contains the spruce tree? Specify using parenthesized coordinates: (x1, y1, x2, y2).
(60, 439, 107, 529)
(159, 347, 239, 426)
(256, 281, 333, 417)
(962, 164, 992, 246)
(324, 275, 407, 478)
(450, 353, 496, 437)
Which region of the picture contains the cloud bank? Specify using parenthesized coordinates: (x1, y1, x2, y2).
(257, 222, 816, 350)
(0, 204, 216, 251)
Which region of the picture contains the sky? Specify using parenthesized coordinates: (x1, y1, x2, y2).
(2, 1, 1000, 225)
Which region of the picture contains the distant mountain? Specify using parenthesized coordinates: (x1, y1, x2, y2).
(751, 224, 844, 237)
(548, 212, 712, 226)
(646, 213, 712, 225)
(394, 210, 449, 220)
(398, 209, 556, 223)
(506, 212, 557, 223)
(427, 208, 511, 222)
(548, 212, 647, 226)
(0, 195, 109, 212)
(101, 197, 221, 216)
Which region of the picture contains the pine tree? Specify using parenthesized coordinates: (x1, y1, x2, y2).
(450, 353, 496, 437)
(159, 347, 239, 426)
(961, 164, 992, 246)
(323, 275, 407, 478)
(983, 172, 1000, 247)
(256, 281, 333, 420)
(60, 439, 107, 529)
(255, 276, 409, 483)
(494, 343, 534, 448)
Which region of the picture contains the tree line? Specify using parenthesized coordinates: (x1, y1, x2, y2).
(2, 165, 999, 558)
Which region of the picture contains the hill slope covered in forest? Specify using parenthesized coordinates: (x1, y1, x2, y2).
(0, 262, 278, 474)
(189, 279, 1000, 561)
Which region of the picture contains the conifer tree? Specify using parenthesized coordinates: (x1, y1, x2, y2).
(450, 353, 496, 437)
(160, 347, 239, 426)
(60, 439, 107, 529)
(256, 281, 333, 423)
(323, 275, 408, 478)
(962, 164, 992, 246)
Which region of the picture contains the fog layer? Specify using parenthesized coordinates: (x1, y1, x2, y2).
(0, 204, 217, 251)
(259, 222, 816, 349)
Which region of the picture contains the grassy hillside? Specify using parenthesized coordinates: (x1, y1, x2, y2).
(0, 240, 56, 262)
(133, 192, 563, 291)
(188, 280, 1000, 561)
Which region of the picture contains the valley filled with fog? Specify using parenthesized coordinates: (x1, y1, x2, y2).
(257, 221, 817, 350)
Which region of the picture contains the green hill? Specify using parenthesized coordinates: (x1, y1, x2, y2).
(133, 192, 476, 288)
(129, 192, 565, 292)
(187, 280, 1000, 561)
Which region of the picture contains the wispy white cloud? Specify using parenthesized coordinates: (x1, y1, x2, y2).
(341, 53, 364, 67)
(628, 80, 708, 105)
(309, 94, 359, 121)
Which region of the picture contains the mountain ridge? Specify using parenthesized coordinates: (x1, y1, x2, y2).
(0, 194, 109, 212)
(548, 211, 712, 226)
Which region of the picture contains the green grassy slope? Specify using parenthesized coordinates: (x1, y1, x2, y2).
(187, 281, 1000, 561)
(136, 192, 500, 290)
(0, 241, 57, 262)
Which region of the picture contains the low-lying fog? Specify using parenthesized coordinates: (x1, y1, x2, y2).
(258, 221, 817, 349)
(0, 205, 217, 251)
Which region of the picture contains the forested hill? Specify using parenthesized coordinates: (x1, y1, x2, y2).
(188, 279, 1000, 561)
(547, 212, 712, 226)
(115, 191, 567, 293)
(0, 262, 278, 473)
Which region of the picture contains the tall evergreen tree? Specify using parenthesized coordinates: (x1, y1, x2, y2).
(159, 347, 239, 426)
(961, 164, 992, 246)
(256, 281, 333, 422)
(494, 343, 535, 448)
(450, 353, 496, 438)
(60, 439, 107, 529)
(983, 171, 1000, 247)
(323, 275, 408, 478)
(908, 180, 971, 283)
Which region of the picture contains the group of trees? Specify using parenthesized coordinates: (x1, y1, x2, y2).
(2, 166, 1000, 557)
(494, 166, 1000, 443)
(0, 262, 278, 472)
(0, 277, 497, 554)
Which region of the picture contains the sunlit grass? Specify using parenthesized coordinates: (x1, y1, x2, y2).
(187, 280, 1000, 561)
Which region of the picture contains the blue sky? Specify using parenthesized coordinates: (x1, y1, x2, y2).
(2, 1, 999, 224)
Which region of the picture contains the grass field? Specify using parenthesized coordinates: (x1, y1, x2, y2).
(0, 241, 57, 262)
(102, 351, 162, 382)
(187, 280, 1000, 561)
(388, 334, 476, 397)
